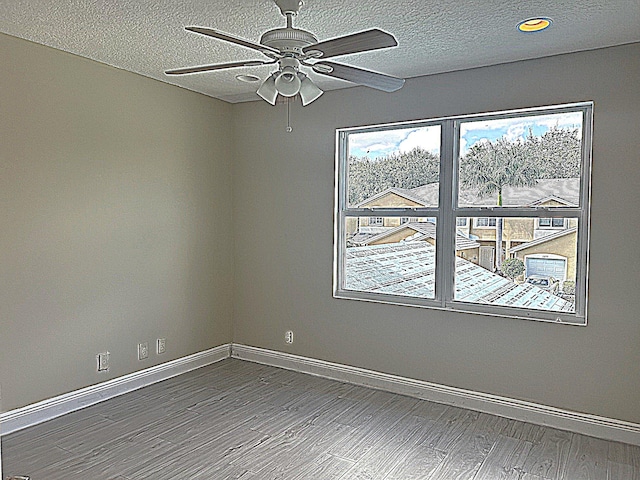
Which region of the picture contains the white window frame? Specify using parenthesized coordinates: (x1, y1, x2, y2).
(334, 102, 593, 325)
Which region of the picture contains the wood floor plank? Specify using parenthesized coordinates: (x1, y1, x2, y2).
(471, 412, 515, 438)
(409, 397, 450, 421)
(501, 419, 548, 444)
(3, 358, 640, 480)
(473, 434, 534, 480)
(560, 433, 608, 479)
(385, 444, 446, 479)
(340, 412, 435, 479)
(521, 428, 573, 479)
(427, 426, 494, 480)
(289, 453, 355, 480)
(423, 406, 481, 452)
(608, 460, 636, 480)
(609, 440, 640, 468)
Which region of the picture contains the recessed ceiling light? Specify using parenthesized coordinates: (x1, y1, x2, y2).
(517, 17, 552, 33)
(236, 74, 261, 83)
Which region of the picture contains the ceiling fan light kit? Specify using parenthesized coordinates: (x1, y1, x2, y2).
(273, 58, 302, 97)
(298, 72, 323, 106)
(256, 73, 279, 105)
(166, 0, 404, 129)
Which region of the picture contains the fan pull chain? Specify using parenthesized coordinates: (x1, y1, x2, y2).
(286, 99, 293, 133)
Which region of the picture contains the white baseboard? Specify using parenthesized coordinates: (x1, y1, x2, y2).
(3, 342, 639, 447)
(231, 344, 640, 446)
(0, 344, 231, 436)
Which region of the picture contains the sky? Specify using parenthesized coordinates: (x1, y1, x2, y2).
(348, 111, 583, 160)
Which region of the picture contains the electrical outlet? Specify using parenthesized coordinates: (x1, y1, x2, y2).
(138, 342, 149, 360)
(97, 351, 110, 372)
(285, 330, 294, 344)
(157, 338, 166, 354)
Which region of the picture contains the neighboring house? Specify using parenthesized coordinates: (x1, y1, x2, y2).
(351, 221, 481, 263)
(509, 227, 578, 285)
(349, 178, 579, 275)
(344, 241, 574, 312)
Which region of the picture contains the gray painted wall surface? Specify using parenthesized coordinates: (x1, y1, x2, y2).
(232, 43, 640, 424)
(1, 30, 639, 426)
(0, 33, 235, 411)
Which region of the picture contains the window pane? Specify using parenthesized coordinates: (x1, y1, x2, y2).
(346, 125, 441, 207)
(458, 111, 584, 208)
(454, 216, 578, 313)
(343, 217, 437, 299)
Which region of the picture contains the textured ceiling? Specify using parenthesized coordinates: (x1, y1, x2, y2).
(1, 0, 639, 103)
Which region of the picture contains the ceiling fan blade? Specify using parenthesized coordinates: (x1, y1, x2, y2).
(185, 27, 280, 55)
(302, 29, 397, 59)
(313, 61, 405, 92)
(166, 60, 274, 75)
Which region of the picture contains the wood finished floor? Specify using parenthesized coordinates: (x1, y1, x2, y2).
(3, 359, 639, 479)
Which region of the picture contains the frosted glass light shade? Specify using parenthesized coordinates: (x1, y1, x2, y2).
(256, 74, 278, 105)
(274, 66, 301, 97)
(299, 74, 323, 106)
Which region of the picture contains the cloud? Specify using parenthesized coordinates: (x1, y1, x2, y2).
(505, 124, 527, 142)
(349, 111, 583, 158)
(398, 126, 441, 155)
(349, 126, 442, 159)
(348, 129, 410, 156)
(460, 111, 583, 153)
(461, 111, 582, 138)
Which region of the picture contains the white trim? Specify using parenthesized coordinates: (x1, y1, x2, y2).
(0, 344, 231, 436)
(231, 344, 640, 446)
(3, 343, 639, 447)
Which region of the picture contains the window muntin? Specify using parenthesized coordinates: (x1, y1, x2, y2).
(335, 103, 592, 324)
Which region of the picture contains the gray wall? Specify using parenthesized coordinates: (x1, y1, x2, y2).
(1, 29, 639, 427)
(0, 33, 235, 412)
(232, 43, 640, 424)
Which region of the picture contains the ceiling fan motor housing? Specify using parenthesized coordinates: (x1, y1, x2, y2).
(260, 28, 318, 55)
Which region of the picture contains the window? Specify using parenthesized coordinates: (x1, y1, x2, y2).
(538, 218, 566, 228)
(474, 217, 496, 228)
(334, 103, 592, 324)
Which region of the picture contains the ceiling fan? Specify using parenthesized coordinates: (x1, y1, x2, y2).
(165, 0, 405, 106)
